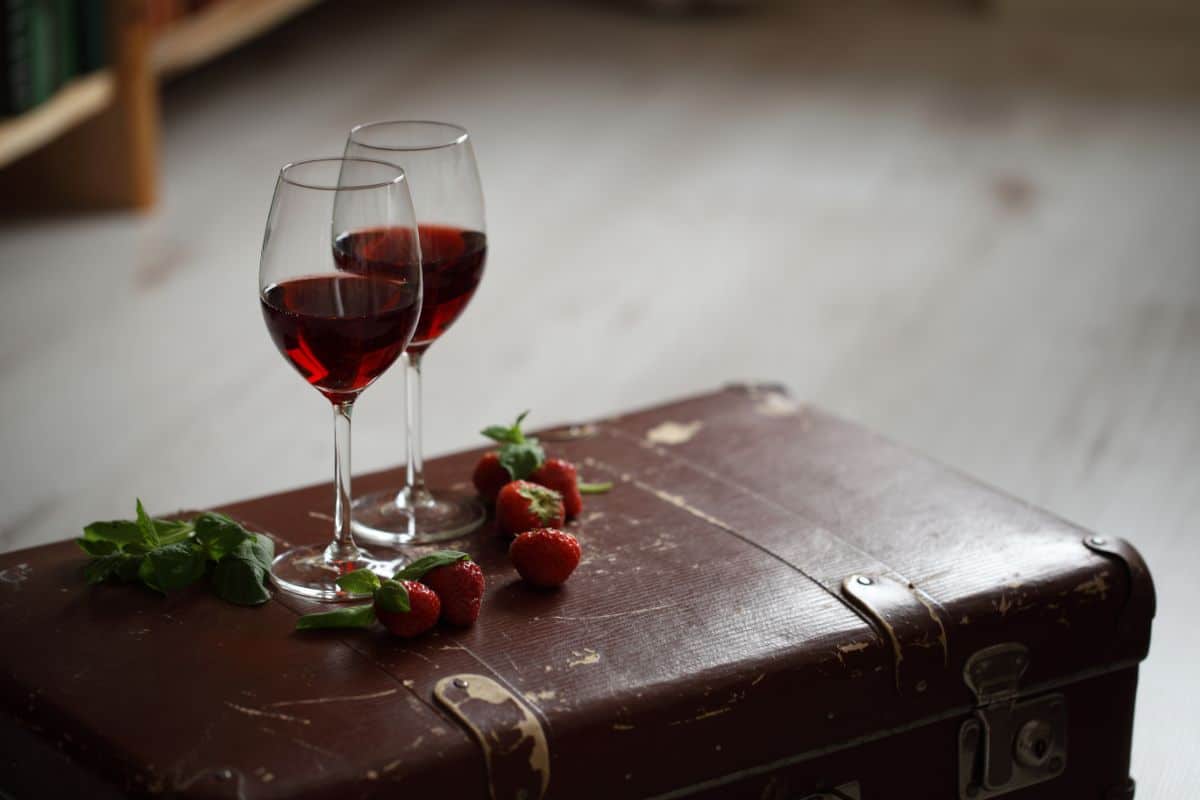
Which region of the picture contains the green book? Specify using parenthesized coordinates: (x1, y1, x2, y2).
(27, 0, 55, 105)
(75, 0, 105, 72)
(0, 0, 8, 114)
(4, 0, 33, 114)
(54, 0, 75, 85)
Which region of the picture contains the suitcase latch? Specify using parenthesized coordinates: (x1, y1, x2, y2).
(797, 782, 861, 800)
(958, 644, 1067, 799)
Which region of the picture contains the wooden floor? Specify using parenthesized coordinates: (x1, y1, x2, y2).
(1, 0, 1197, 794)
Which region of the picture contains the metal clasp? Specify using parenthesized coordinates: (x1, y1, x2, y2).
(959, 644, 1067, 799)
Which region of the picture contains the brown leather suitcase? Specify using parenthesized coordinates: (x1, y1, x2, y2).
(0, 385, 1154, 799)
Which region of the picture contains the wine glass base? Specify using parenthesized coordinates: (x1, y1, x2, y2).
(352, 489, 485, 545)
(270, 544, 406, 602)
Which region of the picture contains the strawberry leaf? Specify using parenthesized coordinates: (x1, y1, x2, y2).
(517, 483, 563, 523)
(481, 425, 519, 444)
(393, 550, 470, 581)
(375, 579, 411, 614)
(481, 411, 532, 445)
(498, 440, 545, 480)
(579, 481, 614, 495)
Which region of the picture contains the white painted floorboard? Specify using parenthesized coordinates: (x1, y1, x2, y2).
(1, 1, 1197, 794)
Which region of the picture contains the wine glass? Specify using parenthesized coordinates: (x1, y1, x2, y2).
(259, 157, 422, 600)
(343, 121, 487, 544)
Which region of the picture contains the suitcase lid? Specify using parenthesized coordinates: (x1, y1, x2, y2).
(0, 385, 1155, 798)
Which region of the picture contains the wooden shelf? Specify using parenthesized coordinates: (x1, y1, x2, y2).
(0, 0, 325, 211)
(0, 71, 115, 170)
(153, 0, 323, 78)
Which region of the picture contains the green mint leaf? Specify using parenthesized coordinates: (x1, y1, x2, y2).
(116, 554, 143, 582)
(578, 481, 614, 495)
(76, 538, 118, 557)
(138, 557, 163, 593)
(221, 533, 275, 572)
(81, 520, 144, 547)
(393, 550, 470, 582)
(335, 570, 381, 595)
(152, 518, 195, 545)
(296, 604, 376, 631)
(246, 533, 275, 572)
(194, 512, 251, 561)
(211, 534, 275, 607)
(498, 440, 545, 480)
(135, 499, 159, 546)
(375, 579, 410, 614)
(211, 554, 271, 606)
(145, 541, 208, 592)
(82, 552, 141, 584)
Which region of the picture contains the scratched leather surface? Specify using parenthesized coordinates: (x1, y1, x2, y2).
(0, 385, 1154, 798)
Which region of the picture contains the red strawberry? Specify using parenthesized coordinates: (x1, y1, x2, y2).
(375, 580, 440, 638)
(510, 528, 581, 588)
(496, 481, 565, 535)
(472, 451, 510, 504)
(422, 560, 485, 626)
(531, 458, 583, 519)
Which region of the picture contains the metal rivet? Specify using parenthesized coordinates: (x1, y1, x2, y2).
(1015, 719, 1055, 768)
(218, 769, 233, 780)
(1089, 536, 1107, 547)
(453, 678, 469, 689)
(1049, 756, 1064, 773)
(915, 680, 928, 693)
(855, 575, 873, 586)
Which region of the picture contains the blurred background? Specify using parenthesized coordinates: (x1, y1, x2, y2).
(0, 0, 1197, 794)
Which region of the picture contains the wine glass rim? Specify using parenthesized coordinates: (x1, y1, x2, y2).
(278, 157, 408, 191)
(348, 120, 470, 151)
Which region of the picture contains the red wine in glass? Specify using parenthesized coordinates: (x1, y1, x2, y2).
(333, 224, 486, 354)
(343, 120, 488, 544)
(261, 274, 420, 405)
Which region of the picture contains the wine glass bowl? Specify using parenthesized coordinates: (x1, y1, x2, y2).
(259, 157, 422, 600)
(342, 121, 488, 545)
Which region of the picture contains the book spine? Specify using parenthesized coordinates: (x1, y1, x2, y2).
(75, 0, 105, 73)
(5, 0, 32, 114)
(28, 0, 55, 106)
(0, 0, 8, 115)
(54, 0, 74, 86)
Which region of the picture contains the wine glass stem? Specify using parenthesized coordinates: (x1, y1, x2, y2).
(403, 351, 434, 508)
(327, 400, 361, 563)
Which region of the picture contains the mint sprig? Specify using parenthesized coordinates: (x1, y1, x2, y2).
(78, 501, 274, 606)
(482, 411, 545, 480)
